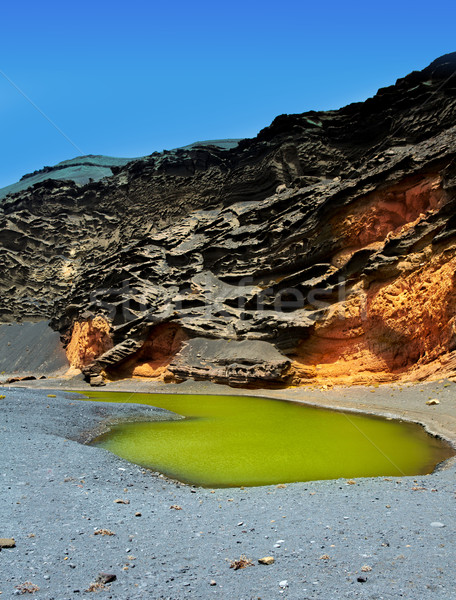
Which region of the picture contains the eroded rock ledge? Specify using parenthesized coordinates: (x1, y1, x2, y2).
(2, 53, 456, 387)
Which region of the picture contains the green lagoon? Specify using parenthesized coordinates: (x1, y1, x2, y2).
(77, 391, 454, 487)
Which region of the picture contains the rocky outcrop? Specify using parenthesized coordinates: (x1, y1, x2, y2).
(102, 322, 187, 381)
(65, 316, 113, 370)
(0, 141, 240, 200)
(169, 338, 291, 386)
(1, 53, 456, 386)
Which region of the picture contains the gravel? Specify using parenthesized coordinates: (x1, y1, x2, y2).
(1, 387, 456, 599)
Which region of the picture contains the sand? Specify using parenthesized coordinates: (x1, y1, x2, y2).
(1, 380, 455, 599)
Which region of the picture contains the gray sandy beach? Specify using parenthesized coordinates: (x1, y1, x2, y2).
(1, 383, 456, 599)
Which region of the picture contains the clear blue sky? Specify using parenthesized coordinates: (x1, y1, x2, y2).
(1, 0, 455, 188)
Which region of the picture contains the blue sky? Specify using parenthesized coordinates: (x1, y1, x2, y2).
(1, 0, 455, 188)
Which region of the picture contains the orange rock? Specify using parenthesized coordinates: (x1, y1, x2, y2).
(65, 316, 113, 369)
(332, 175, 446, 253)
(108, 322, 186, 381)
(290, 174, 456, 386)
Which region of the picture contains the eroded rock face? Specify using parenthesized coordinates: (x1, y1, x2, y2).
(169, 338, 291, 386)
(104, 322, 187, 381)
(66, 316, 113, 370)
(2, 53, 456, 386)
(291, 246, 456, 384)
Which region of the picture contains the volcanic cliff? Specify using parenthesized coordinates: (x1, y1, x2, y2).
(1, 53, 456, 387)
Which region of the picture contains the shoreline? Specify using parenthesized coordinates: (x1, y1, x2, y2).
(6, 374, 456, 450)
(1, 385, 456, 598)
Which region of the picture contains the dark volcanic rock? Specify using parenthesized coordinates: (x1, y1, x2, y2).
(2, 53, 456, 386)
(169, 338, 291, 386)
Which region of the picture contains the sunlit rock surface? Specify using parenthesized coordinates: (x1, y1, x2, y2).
(1, 53, 456, 386)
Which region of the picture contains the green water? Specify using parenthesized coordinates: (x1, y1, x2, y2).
(77, 391, 454, 487)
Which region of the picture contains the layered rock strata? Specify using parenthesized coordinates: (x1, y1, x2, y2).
(1, 53, 456, 386)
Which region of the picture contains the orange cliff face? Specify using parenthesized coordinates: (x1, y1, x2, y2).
(66, 319, 187, 381)
(66, 316, 113, 370)
(330, 175, 446, 268)
(106, 322, 187, 381)
(291, 175, 456, 385)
